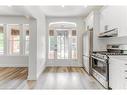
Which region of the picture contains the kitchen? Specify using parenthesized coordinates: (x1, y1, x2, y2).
(0, 6, 127, 90)
(1, 0, 127, 94)
(83, 6, 127, 89)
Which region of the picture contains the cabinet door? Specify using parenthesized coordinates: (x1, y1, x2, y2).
(83, 32, 89, 56)
(109, 59, 121, 89)
(109, 59, 125, 89)
(123, 63, 127, 89)
(109, 59, 115, 88)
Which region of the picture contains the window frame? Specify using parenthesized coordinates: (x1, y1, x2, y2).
(0, 24, 4, 55)
(23, 24, 30, 55)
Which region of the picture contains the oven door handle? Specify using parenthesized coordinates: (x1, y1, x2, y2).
(92, 56, 107, 63)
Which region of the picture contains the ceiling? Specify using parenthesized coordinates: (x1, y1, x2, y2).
(0, 6, 31, 16)
(0, 6, 103, 17)
(39, 6, 102, 17)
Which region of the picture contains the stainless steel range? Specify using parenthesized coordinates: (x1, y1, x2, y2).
(92, 44, 127, 89)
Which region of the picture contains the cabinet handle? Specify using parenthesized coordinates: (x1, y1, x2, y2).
(125, 70, 127, 72)
(125, 64, 127, 65)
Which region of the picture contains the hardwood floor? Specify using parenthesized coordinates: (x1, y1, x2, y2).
(0, 67, 104, 89)
(0, 67, 27, 89)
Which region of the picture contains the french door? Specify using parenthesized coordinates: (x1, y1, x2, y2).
(47, 29, 78, 66)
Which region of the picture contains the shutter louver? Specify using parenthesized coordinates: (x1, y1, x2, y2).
(49, 30, 54, 36)
(0, 26, 3, 32)
(11, 29, 20, 35)
(72, 30, 76, 36)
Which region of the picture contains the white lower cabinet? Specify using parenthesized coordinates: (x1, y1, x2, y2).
(109, 58, 127, 89)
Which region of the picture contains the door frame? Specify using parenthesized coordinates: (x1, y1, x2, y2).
(46, 28, 80, 66)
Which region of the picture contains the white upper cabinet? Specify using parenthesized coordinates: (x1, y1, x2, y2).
(85, 12, 94, 30)
(100, 6, 127, 37)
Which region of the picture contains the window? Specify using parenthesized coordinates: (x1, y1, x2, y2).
(48, 30, 56, 59)
(9, 25, 20, 55)
(23, 24, 30, 55)
(71, 30, 77, 59)
(0, 25, 4, 55)
(0, 24, 30, 55)
(48, 29, 78, 59)
(57, 31, 67, 59)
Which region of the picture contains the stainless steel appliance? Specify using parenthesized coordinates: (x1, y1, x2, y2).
(82, 28, 93, 74)
(98, 28, 118, 38)
(92, 44, 127, 89)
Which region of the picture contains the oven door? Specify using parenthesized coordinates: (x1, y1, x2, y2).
(92, 55, 109, 89)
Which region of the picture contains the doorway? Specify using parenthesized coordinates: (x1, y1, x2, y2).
(47, 22, 78, 66)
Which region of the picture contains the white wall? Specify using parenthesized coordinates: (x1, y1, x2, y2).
(28, 19, 37, 80)
(93, 10, 108, 51)
(26, 7, 46, 80)
(36, 14, 46, 78)
(46, 17, 85, 67)
(99, 36, 127, 50)
(0, 56, 28, 67)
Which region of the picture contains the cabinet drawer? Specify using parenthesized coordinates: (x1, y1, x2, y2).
(124, 63, 127, 69)
(124, 70, 127, 79)
(124, 78, 127, 89)
(123, 63, 127, 78)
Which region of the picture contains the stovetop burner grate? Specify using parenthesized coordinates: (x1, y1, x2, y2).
(93, 51, 127, 56)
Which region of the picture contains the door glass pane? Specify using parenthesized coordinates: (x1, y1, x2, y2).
(0, 25, 4, 54)
(48, 36, 57, 59)
(8, 25, 20, 55)
(48, 29, 77, 60)
(57, 31, 66, 59)
(71, 36, 77, 59)
(64, 32, 69, 59)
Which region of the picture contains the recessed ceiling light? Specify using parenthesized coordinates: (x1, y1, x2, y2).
(83, 5, 87, 8)
(8, 5, 13, 7)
